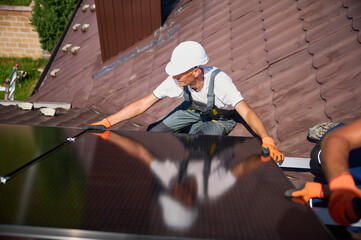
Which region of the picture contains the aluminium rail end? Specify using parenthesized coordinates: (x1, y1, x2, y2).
(0, 176, 9, 184)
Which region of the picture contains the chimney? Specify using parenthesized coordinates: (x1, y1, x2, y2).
(94, 0, 161, 62)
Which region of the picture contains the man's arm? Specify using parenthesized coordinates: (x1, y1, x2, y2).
(234, 101, 269, 138)
(321, 118, 361, 181)
(320, 118, 361, 226)
(90, 93, 160, 128)
(320, 118, 361, 225)
(285, 118, 361, 226)
(107, 93, 160, 126)
(234, 101, 284, 162)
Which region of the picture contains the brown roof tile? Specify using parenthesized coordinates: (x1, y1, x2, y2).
(301, 2, 349, 43)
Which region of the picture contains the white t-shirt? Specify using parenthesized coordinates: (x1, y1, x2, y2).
(153, 67, 244, 110)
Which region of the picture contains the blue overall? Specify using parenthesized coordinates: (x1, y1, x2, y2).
(148, 69, 237, 135)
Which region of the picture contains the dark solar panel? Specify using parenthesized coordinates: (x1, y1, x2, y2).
(0, 124, 335, 239)
(0, 124, 82, 176)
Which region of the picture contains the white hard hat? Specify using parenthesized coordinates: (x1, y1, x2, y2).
(165, 41, 209, 76)
(159, 194, 198, 230)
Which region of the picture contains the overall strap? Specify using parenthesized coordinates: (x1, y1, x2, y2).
(183, 68, 222, 106)
(183, 85, 190, 102)
(206, 68, 221, 111)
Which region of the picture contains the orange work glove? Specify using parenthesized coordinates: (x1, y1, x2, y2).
(85, 118, 111, 130)
(262, 136, 284, 163)
(260, 147, 271, 162)
(328, 173, 361, 226)
(284, 182, 324, 202)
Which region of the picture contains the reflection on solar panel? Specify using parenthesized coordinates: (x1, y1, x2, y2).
(0, 124, 335, 239)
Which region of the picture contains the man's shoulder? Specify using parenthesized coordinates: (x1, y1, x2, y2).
(153, 75, 184, 99)
(204, 67, 231, 83)
(203, 66, 219, 74)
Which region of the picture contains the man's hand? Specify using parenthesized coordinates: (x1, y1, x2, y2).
(262, 136, 284, 163)
(285, 182, 324, 202)
(84, 118, 111, 130)
(328, 173, 361, 225)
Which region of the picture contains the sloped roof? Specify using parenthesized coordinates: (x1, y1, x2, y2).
(3, 0, 361, 158)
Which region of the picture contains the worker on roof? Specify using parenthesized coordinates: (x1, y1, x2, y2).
(285, 118, 361, 226)
(87, 41, 284, 162)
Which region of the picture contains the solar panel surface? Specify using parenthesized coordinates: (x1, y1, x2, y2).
(0, 124, 335, 239)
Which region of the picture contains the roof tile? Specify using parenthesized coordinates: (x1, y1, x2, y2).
(229, 0, 259, 21)
(300, 1, 349, 43)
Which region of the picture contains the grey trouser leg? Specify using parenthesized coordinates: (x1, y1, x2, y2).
(148, 101, 201, 133)
(148, 101, 236, 135)
(189, 118, 236, 135)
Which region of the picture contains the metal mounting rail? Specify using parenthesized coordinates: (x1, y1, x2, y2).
(278, 157, 311, 169)
(0, 129, 88, 184)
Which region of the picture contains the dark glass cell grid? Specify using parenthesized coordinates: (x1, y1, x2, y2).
(0, 124, 334, 240)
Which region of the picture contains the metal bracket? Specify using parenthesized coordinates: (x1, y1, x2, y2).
(278, 157, 311, 169)
(0, 176, 9, 184)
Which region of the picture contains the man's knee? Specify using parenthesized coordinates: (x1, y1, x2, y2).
(189, 121, 227, 135)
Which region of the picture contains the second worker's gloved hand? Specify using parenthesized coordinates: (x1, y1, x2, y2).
(328, 173, 361, 226)
(284, 182, 324, 203)
(262, 136, 284, 163)
(84, 118, 111, 131)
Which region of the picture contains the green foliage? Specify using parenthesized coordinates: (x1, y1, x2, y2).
(31, 0, 77, 53)
(0, 57, 48, 101)
(0, 0, 31, 6)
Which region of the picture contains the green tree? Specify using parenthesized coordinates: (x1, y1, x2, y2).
(31, 0, 77, 53)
